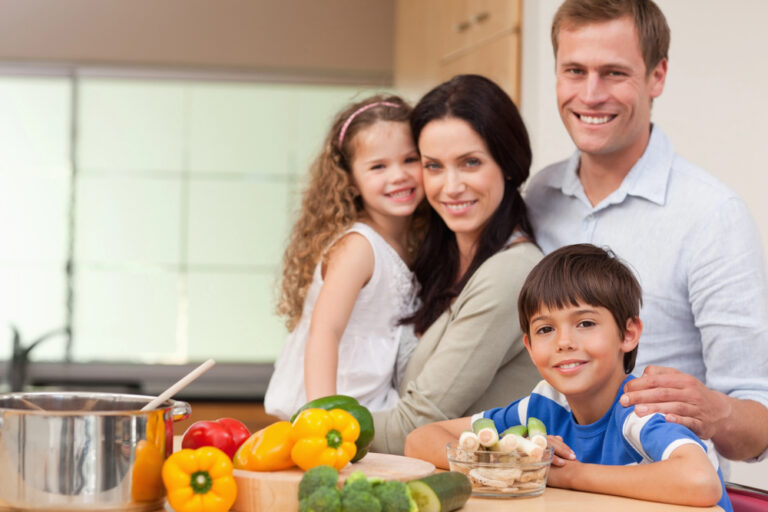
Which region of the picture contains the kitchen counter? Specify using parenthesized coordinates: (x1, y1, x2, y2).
(156, 487, 724, 511)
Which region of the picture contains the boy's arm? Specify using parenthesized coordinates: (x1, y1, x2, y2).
(547, 443, 722, 507)
(304, 233, 374, 400)
(404, 417, 471, 469)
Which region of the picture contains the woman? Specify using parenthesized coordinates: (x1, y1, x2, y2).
(371, 74, 543, 454)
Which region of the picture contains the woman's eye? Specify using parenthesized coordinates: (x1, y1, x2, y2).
(464, 157, 481, 167)
(423, 161, 441, 170)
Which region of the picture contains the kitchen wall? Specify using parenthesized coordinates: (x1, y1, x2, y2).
(521, 0, 768, 490)
(0, 0, 394, 83)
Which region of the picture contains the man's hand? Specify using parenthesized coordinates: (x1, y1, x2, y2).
(620, 365, 730, 440)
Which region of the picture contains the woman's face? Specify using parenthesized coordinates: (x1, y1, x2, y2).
(418, 117, 505, 249)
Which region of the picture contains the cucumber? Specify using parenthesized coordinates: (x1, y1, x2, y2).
(407, 472, 472, 512)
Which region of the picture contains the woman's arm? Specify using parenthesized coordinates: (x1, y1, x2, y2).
(304, 233, 374, 400)
(372, 244, 542, 453)
(548, 443, 722, 507)
(405, 417, 471, 469)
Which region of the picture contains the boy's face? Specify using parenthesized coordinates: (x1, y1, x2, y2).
(524, 302, 640, 407)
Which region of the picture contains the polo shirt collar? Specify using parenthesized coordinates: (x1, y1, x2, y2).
(547, 124, 674, 207)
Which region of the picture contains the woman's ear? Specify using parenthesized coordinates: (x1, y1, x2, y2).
(620, 317, 642, 353)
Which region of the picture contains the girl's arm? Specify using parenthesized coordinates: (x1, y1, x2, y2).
(405, 417, 471, 469)
(547, 443, 722, 507)
(304, 233, 374, 401)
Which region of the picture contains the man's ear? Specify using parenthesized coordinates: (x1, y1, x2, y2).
(621, 317, 642, 353)
(648, 58, 667, 99)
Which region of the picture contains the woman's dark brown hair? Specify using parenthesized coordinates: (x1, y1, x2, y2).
(517, 243, 642, 374)
(405, 74, 533, 334)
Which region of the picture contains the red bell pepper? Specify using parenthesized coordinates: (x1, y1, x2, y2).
(181, 417, 250, 459)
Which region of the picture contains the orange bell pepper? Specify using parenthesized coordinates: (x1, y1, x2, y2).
(162, 446, 237, 512)
(131, 409, 166, 502)
(233, 420, 295, 471)
(290, 408, 359, 471)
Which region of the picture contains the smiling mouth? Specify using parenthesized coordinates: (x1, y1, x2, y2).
(386, 188, 415, 200)
(576, 113, 616, 125)
(444, 200, 477, 212)
(554, 361, 587, 371)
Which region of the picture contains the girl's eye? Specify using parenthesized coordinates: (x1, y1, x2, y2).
(535, 326, 553, 335)
(405, 156, 420, 164)
(370, 163, 385, 170)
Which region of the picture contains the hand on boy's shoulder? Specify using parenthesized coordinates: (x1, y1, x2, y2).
(620, 366, 729, 440)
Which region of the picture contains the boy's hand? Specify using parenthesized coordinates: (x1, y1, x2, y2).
(547, 435, 576, 467)
(546, 456, 580, 488)
(619, 365, 729, 440)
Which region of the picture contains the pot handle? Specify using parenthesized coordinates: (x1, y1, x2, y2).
(171, 400, 191, 422)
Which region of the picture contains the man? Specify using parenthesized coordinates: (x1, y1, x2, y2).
(525, 0, 768, 461)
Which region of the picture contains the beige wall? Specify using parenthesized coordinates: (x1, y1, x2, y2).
(521, 0, 768, 489)
(0, 0, 394, 82)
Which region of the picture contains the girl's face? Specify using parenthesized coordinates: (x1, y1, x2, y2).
(349, 121, 423, 222)
(418, 117, 505, 247)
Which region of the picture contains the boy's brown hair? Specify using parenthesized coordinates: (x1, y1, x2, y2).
(551, 0, 670, 75)
(518, 244, 642, 373)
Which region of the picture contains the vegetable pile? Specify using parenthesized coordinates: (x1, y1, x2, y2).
(449, 417, 551, 494)
(297, 465, 471, 512)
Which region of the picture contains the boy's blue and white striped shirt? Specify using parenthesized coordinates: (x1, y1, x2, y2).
(475, 376, 732, 512)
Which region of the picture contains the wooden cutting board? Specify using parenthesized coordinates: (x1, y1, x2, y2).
(231, 453, 435, 512)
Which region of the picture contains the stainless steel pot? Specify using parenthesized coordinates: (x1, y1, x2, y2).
(0, 391, 191, 511)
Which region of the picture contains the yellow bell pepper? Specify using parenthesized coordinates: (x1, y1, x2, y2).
(162, 446, 237, 512)
(290, 408, 359, 471)
(233, 420, 295, 471)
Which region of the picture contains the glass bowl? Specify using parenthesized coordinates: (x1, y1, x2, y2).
(446, 442, 553, 498)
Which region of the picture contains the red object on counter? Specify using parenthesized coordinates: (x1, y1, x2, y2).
(181, 418, 250, 459)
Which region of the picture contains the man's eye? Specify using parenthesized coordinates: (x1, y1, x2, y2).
(607, 70, 627, 77)
(565, 68, 584, 75)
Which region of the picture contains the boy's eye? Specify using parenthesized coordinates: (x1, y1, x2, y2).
(535, 326, 553, 335)
(577, 320, 595, 328)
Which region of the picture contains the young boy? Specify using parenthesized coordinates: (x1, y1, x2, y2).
(405, 244, 732, 510)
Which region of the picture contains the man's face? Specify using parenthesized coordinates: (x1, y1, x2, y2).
(555, 16, 667, 162)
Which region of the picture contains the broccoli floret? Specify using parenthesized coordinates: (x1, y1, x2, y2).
(340, 487, 381, 512)
(298, 465, 339, 501)
(298, 486, 341, 512)
(342, 471, 373, 495)
(372, 480, 417, 512)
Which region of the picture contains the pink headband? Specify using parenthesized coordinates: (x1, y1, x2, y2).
(337, 101, 400, 147)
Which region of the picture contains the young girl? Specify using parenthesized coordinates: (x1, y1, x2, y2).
(264, 95, 425, 419)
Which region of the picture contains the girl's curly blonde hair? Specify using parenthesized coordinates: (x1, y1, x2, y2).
(278, 94, 419, 331)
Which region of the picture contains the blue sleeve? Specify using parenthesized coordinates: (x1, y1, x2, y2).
(483, 397, 524, 432)
(622, 411, 706, 462)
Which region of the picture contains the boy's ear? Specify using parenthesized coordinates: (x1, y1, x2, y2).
(620, 317, 642, 353)
(523, 333, 533, 356)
